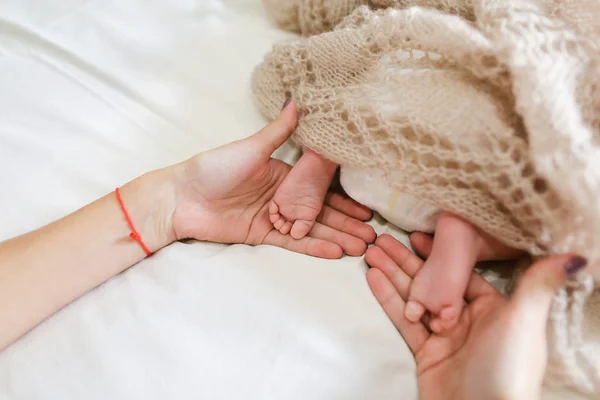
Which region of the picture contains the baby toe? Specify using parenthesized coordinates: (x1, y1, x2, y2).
(290, 219, 314, 240)
(429, 317, 444, 333)
(405, 300, 426, 323)
(280, 221, 293, 235)
(438, 305, 462, 330)
(273, 217, 286, 230)
(269, 200, 279, 215)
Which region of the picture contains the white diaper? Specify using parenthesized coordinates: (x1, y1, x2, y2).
(340, 166, 441, 233)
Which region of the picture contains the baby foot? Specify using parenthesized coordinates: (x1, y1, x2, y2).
(270, 148, 338, 239)
(404, 259, 467, 333)
(404, 212, 482, 333)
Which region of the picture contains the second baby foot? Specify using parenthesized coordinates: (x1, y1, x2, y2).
(404, 212, 482, 333)
(270, 148, 338, 239)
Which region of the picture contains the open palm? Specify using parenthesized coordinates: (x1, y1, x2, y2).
(366, 234, 573, 400)
(171, 102, 376, 258)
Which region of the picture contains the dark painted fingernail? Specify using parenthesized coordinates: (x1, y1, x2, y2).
(565, 256, 587, 278)
(281, 98, 291, 110)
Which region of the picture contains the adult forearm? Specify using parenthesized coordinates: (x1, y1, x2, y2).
(0, 167, 178, 350)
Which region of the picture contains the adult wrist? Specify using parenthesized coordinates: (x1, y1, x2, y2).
(118, 166, 181, 253)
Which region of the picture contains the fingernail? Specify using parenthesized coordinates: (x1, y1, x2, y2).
(281, 98, 291, 110)
(565, 256, 588, 278)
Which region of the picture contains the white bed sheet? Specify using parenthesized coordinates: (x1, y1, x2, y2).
(0, 1, 584, 399)
(0, 1, 418, 399)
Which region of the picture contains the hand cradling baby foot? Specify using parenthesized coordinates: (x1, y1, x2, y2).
(404, 212, 483, 333)
(269, 108, 483, 331)
(269, 147, 338, 239)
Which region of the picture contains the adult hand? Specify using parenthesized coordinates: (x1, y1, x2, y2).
(365, 234, 586, 400)
(0, 101, 376, 352)
(163, 101, 376, 258)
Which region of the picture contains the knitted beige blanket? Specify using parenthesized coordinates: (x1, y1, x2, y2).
(251, 0, 600, 394)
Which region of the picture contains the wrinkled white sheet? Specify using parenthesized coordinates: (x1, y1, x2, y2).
(0, 1, 584, 399)
(0, 1, 418, 399)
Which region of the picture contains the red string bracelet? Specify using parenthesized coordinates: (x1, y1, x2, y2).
(115, 187, 152, 256)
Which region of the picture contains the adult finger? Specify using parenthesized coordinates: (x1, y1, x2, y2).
(365, 245, 411, 300)
(324, 191, 373, 221)
(496, 254, 586, 397)
(510, 254, 586, 326)
(409, 232, 434, 259)
(366, 268, 430, 354)
(262, 229, 343, 259)
(248, 99, 298, 158)
(476, 230, 525, 261)
(463, 271, 500, 302)
(375, 234, 424, 278)
(318, 206, 376, 244)
(308, 223, 368, 256)
(367, 239, 429, 327)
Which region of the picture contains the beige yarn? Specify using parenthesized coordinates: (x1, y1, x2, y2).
(252, 0, 600, 394)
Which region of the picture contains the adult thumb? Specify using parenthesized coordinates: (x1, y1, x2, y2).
(248, 99, 298, 157)
(509, 254, 587, 328)
(487, 256, 587, 400)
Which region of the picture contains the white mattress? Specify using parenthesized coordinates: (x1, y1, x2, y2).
(0, 1, 583, 399)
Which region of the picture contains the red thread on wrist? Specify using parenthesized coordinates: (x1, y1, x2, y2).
(115, 187, 152, 256)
